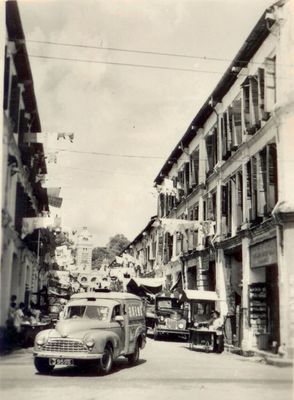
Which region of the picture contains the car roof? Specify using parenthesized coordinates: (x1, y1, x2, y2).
(67, 298, 120, 307)
(70, 291, 142, 302)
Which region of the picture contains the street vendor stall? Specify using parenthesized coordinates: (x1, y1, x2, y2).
(180, 289, 225, 353)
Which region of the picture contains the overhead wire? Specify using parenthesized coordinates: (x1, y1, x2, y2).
(28, 54, 226, 74)
(28, 53, 293, 80)
(27, 39, 294, 68)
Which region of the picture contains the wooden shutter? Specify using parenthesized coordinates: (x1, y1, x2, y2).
(225, 110, 232, 151)
(232, 97, 242, 146)
(264, 57, 276, 112)
(220, 116, 226, 159)
(257, 68, 267, 120)
(9, 75, 21, 132)
(250, 76, 259, 127)
(207, 196, 213, 220)
(184, 162, 190, 194)
(206, 134, 214, 172)
(251, 157, 258, 221)
(257, 150, 267, 217)
(267, 143, 278, 211)
(3, 48, 10, 111)
(242, 80, 251, 133)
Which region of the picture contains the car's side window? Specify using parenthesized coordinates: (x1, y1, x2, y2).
(111, 305, 121, 320)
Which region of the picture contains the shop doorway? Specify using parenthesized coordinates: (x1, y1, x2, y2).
(266, 264, 280, 348)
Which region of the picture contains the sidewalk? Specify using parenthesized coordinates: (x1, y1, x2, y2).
(225, 344, 293, 368)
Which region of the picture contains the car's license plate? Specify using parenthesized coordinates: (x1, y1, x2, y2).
(49, 358, 73, 366)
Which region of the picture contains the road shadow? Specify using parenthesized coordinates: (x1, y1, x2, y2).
(35, 358, 147, 377)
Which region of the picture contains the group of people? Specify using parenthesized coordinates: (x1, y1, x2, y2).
(6, 295, 42, 346)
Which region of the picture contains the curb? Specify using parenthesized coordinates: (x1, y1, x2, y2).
(225, 345, 293, 368)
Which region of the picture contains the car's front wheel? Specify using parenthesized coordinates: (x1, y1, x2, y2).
(127, 341, 140, 365)
(34, 357, 54, 374)
(99, 346, 113, 374)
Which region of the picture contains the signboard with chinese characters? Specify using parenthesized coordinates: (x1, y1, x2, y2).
(250, 238, 277, 268)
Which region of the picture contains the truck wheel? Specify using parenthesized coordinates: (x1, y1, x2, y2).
(99, 346, 113, 374)
(127, 341, 140, 365)
(34, 357, 54, 374)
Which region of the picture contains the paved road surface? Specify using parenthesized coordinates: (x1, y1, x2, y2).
(0, 338, 292, 400)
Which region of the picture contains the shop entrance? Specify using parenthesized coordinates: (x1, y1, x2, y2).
(266, 264, 280, 348)
(223, 246, 243, 347)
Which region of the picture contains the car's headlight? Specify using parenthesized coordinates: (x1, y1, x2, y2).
(35, 335, 47, 347)
(159, 316, 165, 323)
(85, 338, 95, 349)
(178, 323, 184, 329)
(194, 322, 199, 328)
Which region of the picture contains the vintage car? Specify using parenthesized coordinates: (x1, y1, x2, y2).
(153, 294, 189, 340)
(33, 290, 146, 374)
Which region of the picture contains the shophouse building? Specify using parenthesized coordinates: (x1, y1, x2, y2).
(126, 0, 294, 357)
(1, 1, 52, 329)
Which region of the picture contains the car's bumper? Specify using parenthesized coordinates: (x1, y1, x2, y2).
(156, 328, 189, 336)
(33, 350, 103, 360)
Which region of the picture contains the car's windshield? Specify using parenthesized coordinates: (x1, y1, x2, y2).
(157, 298, 181, 310)
(63, 305, 109, 320)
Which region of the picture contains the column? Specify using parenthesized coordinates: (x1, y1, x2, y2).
(216, 249, 228, 316)
(241, 236, 251, 352)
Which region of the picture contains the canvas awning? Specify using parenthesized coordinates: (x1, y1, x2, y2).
(126, 277, 164, 296)
(181, 289, 221, 302)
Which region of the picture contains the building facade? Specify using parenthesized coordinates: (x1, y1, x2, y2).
(1, 2, 53, 328)
(125, 0, 294, 358)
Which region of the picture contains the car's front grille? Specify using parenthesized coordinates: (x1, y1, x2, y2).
(165, 319, 186, 330)
(44, 339, 88, 353)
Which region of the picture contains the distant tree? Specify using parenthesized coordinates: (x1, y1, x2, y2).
(92, 247, 109, 270)
(107, 234, 130, 260)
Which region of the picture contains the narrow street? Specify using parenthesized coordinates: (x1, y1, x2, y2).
(0, 338, 292, 400)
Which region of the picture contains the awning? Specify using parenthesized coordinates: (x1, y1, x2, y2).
(126, 277, 164, 296)
(181, 289, 220, 302)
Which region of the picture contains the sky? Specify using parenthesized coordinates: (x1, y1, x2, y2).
(17, 0, 275, 246)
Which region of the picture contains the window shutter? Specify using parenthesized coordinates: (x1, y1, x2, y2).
(251, 157, 258, 220)
(242, 80, 251, 133)
(225, 110, 232, 151)
(220, 116, 227, 159)
(184, 162, 190, 194)
(264, 57, 276, 112)
(232, 97, 242, 146)
(257, 151, 267, 217)
(250, 76, 259, 127)
(237, 172, 243, 208)
(257, 68, 267, 120)
(206, 134, 214, 172)
(9, 75, 21, 132)
(207, 196, 214, 220)
(3, 49, 10, 111)
(267, 143, 278, 211)
(221, 184, 228, 216)
(159, 193, 165, 217)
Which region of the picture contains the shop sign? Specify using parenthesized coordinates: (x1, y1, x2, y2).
(250, 238, 277, 268)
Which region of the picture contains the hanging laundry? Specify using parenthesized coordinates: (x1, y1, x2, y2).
(21, 216, 54, 238)
(47, 187, 61, 198)
(48, 196, 63, 208)
(45, 152, 58, 163)
(57, 132, 74, 142)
